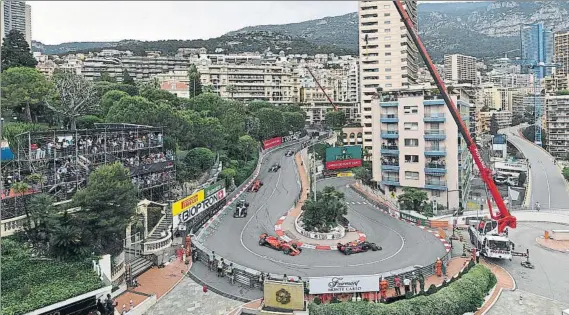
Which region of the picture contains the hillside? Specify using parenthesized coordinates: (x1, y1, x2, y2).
(32, 1, 569, 61)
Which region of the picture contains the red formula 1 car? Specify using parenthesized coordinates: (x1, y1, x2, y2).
(259, 233, 302, 256)
(337, 240, 382, 255)
(249, 179, 263, 192)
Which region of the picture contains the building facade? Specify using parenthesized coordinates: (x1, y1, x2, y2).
(358, 0, 419, 158)
(444, 54, 477, 84)
(546, 95, 569, 158)
(554, 31, 569, 77)
(521, 23, 554, 79)
(372, 86, 470, 210)
(1, 0, 32, 48)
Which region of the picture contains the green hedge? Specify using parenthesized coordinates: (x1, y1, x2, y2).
(1, 239, 104, 315)
(308, 264, 497, 315)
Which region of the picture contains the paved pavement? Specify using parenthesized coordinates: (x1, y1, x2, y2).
(487, 289, 569, 315)
(501, 126, 569, 210)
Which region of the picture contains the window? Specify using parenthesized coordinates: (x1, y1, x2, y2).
(385, 52, 391, 56)
(384, 13, 391, 17)
(405, 171, 420, 180)
(404, 122, 418, 130)
(385, 44, 391, 48)
(385, 75, 392, 79)
(384, 29, 391, 33)
(384, 20, 391, 24)
(404, 155, 419, 163)
(404, 105, 418, 114)
(432, 190, 441, 197)
(404, 139, 419, 147)
(385, 68, 392, 72)
(385, 83, 392, 88)
(385, 36, 392, 40)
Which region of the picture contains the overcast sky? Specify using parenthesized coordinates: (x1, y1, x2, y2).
(31, 1, 361, 45)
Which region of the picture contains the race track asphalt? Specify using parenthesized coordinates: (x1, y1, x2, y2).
(204, 145, 446, 277)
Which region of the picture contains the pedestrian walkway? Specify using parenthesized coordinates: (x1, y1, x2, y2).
(475, 259, 516, 315)
(227, 299, 263, 315)
(536, 237, 569, 253)
(114, 258, 188, 313)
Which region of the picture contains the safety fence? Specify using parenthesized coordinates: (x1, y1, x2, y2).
(190, 130, 452, 298)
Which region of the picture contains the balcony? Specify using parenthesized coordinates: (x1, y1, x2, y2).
(380, 114, 399, 123)
(424, 146, 446, 156)
(424, 130, 446, 140)
(380, 145, 399, 155)
(381, 176, 400, 186)
(380, 101, 399, 107)
(425, 162, 446, 174)
(424, 112, 446, 122)
(423, 94, 445, 106)
(381, 158, 400, 171)
(425, 179, 447, 190)
(381, 130, 399, 139)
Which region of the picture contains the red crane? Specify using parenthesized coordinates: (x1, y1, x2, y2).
(393, 0, 516, 233)
(305, 66, 339, 111)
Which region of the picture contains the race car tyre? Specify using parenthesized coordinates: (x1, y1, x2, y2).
(345, 248, 352, 255)
(259, 239, 266, 246)
(283, 248, 291, 255)
(233, 213, 238, 218)
(371, 244, 379, 251)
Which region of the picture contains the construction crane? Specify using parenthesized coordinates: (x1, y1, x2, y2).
(305, 66, 338, 111)
(502, 49, 520, 59)
(393, 0, 516, 234)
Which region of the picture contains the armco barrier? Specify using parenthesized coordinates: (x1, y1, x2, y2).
(190, 131, 450, 298)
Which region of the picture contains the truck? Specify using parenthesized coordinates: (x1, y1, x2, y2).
(468, 219, 513, 260)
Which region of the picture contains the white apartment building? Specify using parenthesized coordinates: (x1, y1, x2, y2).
(478, 110, 512, 133)
(359, 0, 419, 154)
(81, 55, 190, 81)
(444, 54, 477, 84)
(373, 86, 471, 209)
(197, 63, 297, 104)
(555, 31, 569, 77)
(546, 95, 569, 158)
(302, 102, 360, 126)
(1, 0, 32, 48)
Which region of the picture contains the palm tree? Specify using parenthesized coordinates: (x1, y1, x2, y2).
(50, 224, 90, 261)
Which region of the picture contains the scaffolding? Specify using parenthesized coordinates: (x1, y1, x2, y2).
(1, 123, 175, 220)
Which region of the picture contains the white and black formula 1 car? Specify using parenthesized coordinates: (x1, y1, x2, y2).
(233, 199, 250, 218)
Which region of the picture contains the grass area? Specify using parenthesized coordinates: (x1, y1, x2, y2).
(1, 239, 105, 315)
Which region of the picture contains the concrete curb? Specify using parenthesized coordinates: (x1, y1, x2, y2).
(274, 212, 367, 251)
(534, 236, 569, 254)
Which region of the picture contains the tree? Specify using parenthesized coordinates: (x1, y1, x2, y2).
(353, 167, 372, 185)
(99, 72, 116, 83)
(72, 162, 138, 256)
(1, 30, 37, 70)
(247, 100, 273, 113)
(122, 69, 135, 85)
(237, 135, 258, 162)
(301, 186, 347, 232)
(46, 71, 98, 130)
(325, 111, 346, 129)
(489, 114, 499, 136)
(188, 64, 202, 98)
(193, 116, 225, 149)
(187, 92, 227, 117)
(21, 194, 58, 253)
(563, 167, 569, 181)
(283, 111, 306, 133)
(255, 107, 285, 140)
(1, 67, 55, 122)
(183, 147, 216, 179)
(141, 88, 181, 108)
(100, 90, 129, 117)
(557, 89, 569, 96)
(398, 187, 429, 213)
(76, 115, 104, 129)
(226, 85, 237, 99)
(94, 81, 139, 97)
(511, 113, 524, 126)
(480, 105, 490, 112)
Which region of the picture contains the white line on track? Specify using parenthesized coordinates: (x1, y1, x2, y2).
(536, 159, 552, 209)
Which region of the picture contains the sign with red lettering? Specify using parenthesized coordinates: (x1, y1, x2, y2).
(325, 159, 362, 170)
(263, 137, 282, 150)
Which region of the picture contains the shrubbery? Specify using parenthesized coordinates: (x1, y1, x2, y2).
(308, 264, 497, 315)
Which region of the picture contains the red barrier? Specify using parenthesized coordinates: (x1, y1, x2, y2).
(325, 159, 362, 170)
(263, 137, 282, 150)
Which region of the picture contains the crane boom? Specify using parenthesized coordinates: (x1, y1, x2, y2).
(305, 66, 338, 111)
(392, 0, 516, 233)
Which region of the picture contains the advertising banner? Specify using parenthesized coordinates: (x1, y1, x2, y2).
(181, 188, 226, 223)
(263, 137, 282, 150)
(172, 190, 205, 216)
(309, 275, 380, 294)
(264, 281, 305, 310)
(186, 198, 227, 231)
(205, 180, 225, 197)
(336, 172, 354, 177)
(326, 159, 362, 170)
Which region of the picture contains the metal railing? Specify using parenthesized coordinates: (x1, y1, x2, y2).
(380, 114, 399, 118)
(426, 180, 447, 186)
(425, 130, 445, 135)
(381, 130, 399, 135)
(424, 112, 445, 118)
(425, 163, 446, 169)
(425, 146, 446, 152)
(382, 161, 400, 167)
(381, 145, 399, 150)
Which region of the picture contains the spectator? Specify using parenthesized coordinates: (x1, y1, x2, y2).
(393, 274, 402, 296)
(418, 272, 425, 292)
(105, 294, 116, 315)
(96, 298, 106, 315)
(411, 272, 418, 294)
(217, 258, 224, 277)
(403, 275, 411, 295)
